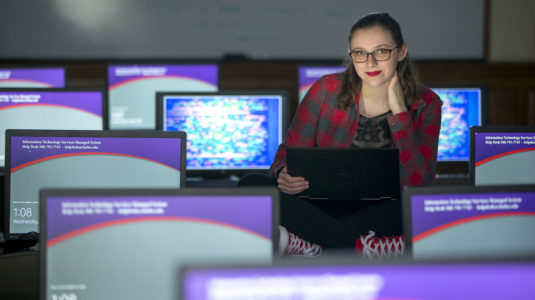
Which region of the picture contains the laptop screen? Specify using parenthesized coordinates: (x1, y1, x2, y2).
(107, 64, 218, 130)
(156, 91, 288, 176)
(41, 188, 277, 300)
(470, 126, 535, 185)
(181, 260, 535, 300)
(0, 67, 65, 88)
(5, 130, 186, 239)
(287, 147, 400, 200)
(404, 185, 535, 260)
(0, 89, 105, 169)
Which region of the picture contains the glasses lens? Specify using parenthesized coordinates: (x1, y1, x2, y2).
(351, 52, 366, 62)
(374, 49, 392, 61)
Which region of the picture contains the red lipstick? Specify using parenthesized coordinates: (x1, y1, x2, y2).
(366, 71, 382, 77)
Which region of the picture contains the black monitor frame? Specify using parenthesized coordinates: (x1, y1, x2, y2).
(429, 84, 489, 175)
(156, 90, 290, 178)
(40, 187, 280, 300)
(4, 129, 186, 241)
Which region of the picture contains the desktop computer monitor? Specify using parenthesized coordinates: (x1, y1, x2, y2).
(297, 65, 345, 103)
(470, 126, 535, 185)
(431, 86, 487, 162)
(4, 129, 186, 240)
(40, 187, 278, 300)
(0, 88, 105, 170)
(180, 259, 535, 300)
(156, 91, 289, 177)
(107, 63, 218, 130)
(0, 67, 65, 88)
(403, 184, 535, 260)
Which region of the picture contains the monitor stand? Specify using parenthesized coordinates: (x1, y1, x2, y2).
(0, 237, 38, 254)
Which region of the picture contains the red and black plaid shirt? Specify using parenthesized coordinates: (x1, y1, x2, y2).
(270, 73, 443, 187)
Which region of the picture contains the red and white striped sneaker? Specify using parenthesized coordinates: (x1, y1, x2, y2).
(355, 230, 404, 259)
(279, 226, 322, 257)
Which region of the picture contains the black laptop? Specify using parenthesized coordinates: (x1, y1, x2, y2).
(287, 147, 400, 200)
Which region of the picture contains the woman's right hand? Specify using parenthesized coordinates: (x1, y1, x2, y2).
(277, 167, 309, 195)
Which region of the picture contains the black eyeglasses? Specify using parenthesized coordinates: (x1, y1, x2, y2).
(348, 47, 398, 63)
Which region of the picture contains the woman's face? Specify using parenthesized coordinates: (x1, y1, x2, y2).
(349, 26, 407, 90)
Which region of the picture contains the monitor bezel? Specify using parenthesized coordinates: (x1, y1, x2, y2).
(4, 129, 187, 241)
(469, 125, 535, 185)
(106, 61, 220, 131)
(156, 90, 290, 178)
(39, 186, 280, 300)
(402, 184, 535, 258)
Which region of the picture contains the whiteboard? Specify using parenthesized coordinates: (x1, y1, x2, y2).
(0, 0, 485, 60)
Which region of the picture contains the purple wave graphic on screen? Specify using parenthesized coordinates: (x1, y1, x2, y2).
(108, 75, 217, 90)
(0, 68, 65, 87)
(183, 263, 535, 300)
(46, 195, 273, 243)
(0, 79, 55, 87)
(475, 132, 535, 164)
(10, 136, 182, 171)
(107, 65, 218, 87)
(11, 152, 179, 172)
(0, 91, 102, 116)
(298, 66, 345, 87)
(47, 216, 270, 247)
(411, 192, 535, 241)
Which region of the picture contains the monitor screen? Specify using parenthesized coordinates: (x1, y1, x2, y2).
(403, 185, 535, 260)
(298, 65, 345, 103)
(0, 89, 105, 169)
(5, 130, 186, 239)
(431, 87, 485, 161)
(181, 260, 535, 300)
(0, 67, 65, 88)
(107, 64, 218, 130)
(41, 188, 277, 300)
(470, 126, 535, 185)
(156, 91, 288, 175)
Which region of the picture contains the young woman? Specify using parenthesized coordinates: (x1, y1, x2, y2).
(272, 12, 443, 258)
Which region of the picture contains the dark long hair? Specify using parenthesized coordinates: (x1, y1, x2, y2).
(337, 12, 421, 110)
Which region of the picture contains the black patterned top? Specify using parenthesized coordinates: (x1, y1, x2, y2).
(352, 111, 393, 148)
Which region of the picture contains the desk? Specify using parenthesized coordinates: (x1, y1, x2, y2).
(0, 251, 39, 300)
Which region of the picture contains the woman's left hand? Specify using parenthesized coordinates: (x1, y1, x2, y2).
(387, 73, 407, 114)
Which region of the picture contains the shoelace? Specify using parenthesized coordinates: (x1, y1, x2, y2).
(286, 232, 322, 257)
(360, 230, 404, 259)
